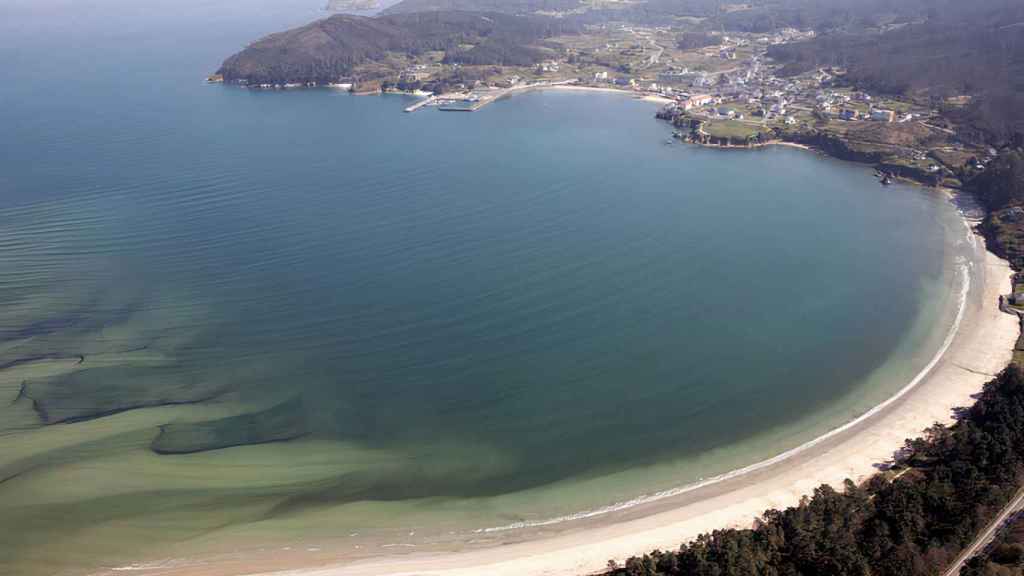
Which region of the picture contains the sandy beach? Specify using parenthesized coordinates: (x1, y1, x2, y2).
(545, 84, 675, 105)
(545, 85, 637, 95)
(121, 219, 1017, 576)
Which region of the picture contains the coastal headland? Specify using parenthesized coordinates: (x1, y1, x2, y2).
(212, 7, 995, 195)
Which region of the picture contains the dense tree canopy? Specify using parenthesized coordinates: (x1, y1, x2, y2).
(676, 32, 720, 51)
(962, 514, 1024, 576)
(218, 11, 579, 85)
(972, 149, 1024, 213)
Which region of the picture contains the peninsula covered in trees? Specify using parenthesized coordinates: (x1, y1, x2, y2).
(219, 0, 1023, 145)
(217, 11, 579, 86)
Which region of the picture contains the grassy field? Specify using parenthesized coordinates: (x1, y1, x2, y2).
(705, 120, 762, 140)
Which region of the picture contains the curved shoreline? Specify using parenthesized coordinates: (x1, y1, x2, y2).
(477, 258, 973, 535)
(83, 91, 1016, 576)
(122, 210, 1018, 576)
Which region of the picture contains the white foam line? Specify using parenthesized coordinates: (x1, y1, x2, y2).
(479, 259, 974, 534)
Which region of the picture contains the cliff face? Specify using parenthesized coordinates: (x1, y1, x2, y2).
(782, 131, 887, 164)
(877, 161, 942, 187)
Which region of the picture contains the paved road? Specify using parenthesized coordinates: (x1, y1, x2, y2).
(921, 121, 957, 136)
(633, 32, 663, 70)
(941, 487, 1024, 576)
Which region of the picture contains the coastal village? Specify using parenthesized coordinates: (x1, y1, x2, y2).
(245, 20, 992, 190)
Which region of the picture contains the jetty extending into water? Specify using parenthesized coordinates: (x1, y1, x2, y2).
(404, 79, 579, 114)
(403, 96, 435, 113)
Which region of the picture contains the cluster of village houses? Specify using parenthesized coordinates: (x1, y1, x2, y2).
(573, 27, 925, 129)
(385, 25, 990, 182)
(596, 52, 913, 129)
(393, 26, 923, 132)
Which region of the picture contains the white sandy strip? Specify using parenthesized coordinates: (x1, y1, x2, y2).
(542, 84, 675, 104)
(240, 237, 1018, 576)
(544, 85, 634, 95)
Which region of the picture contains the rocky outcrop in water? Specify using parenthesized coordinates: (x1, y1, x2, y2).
(25, 364, 227, 424)
(151, 396, 308, 454)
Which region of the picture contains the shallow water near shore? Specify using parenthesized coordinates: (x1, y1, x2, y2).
(0, 1, 969, 574)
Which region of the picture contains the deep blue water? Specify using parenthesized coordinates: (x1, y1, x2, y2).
(0, 1, 963, 573)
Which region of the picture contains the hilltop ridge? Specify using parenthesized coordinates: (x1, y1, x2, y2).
(218, 11, 578, 85)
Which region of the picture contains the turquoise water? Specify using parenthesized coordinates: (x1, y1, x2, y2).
(0, 1, 965, 574)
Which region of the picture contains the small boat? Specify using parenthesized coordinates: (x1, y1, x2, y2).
(881, 173, 894, 186)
